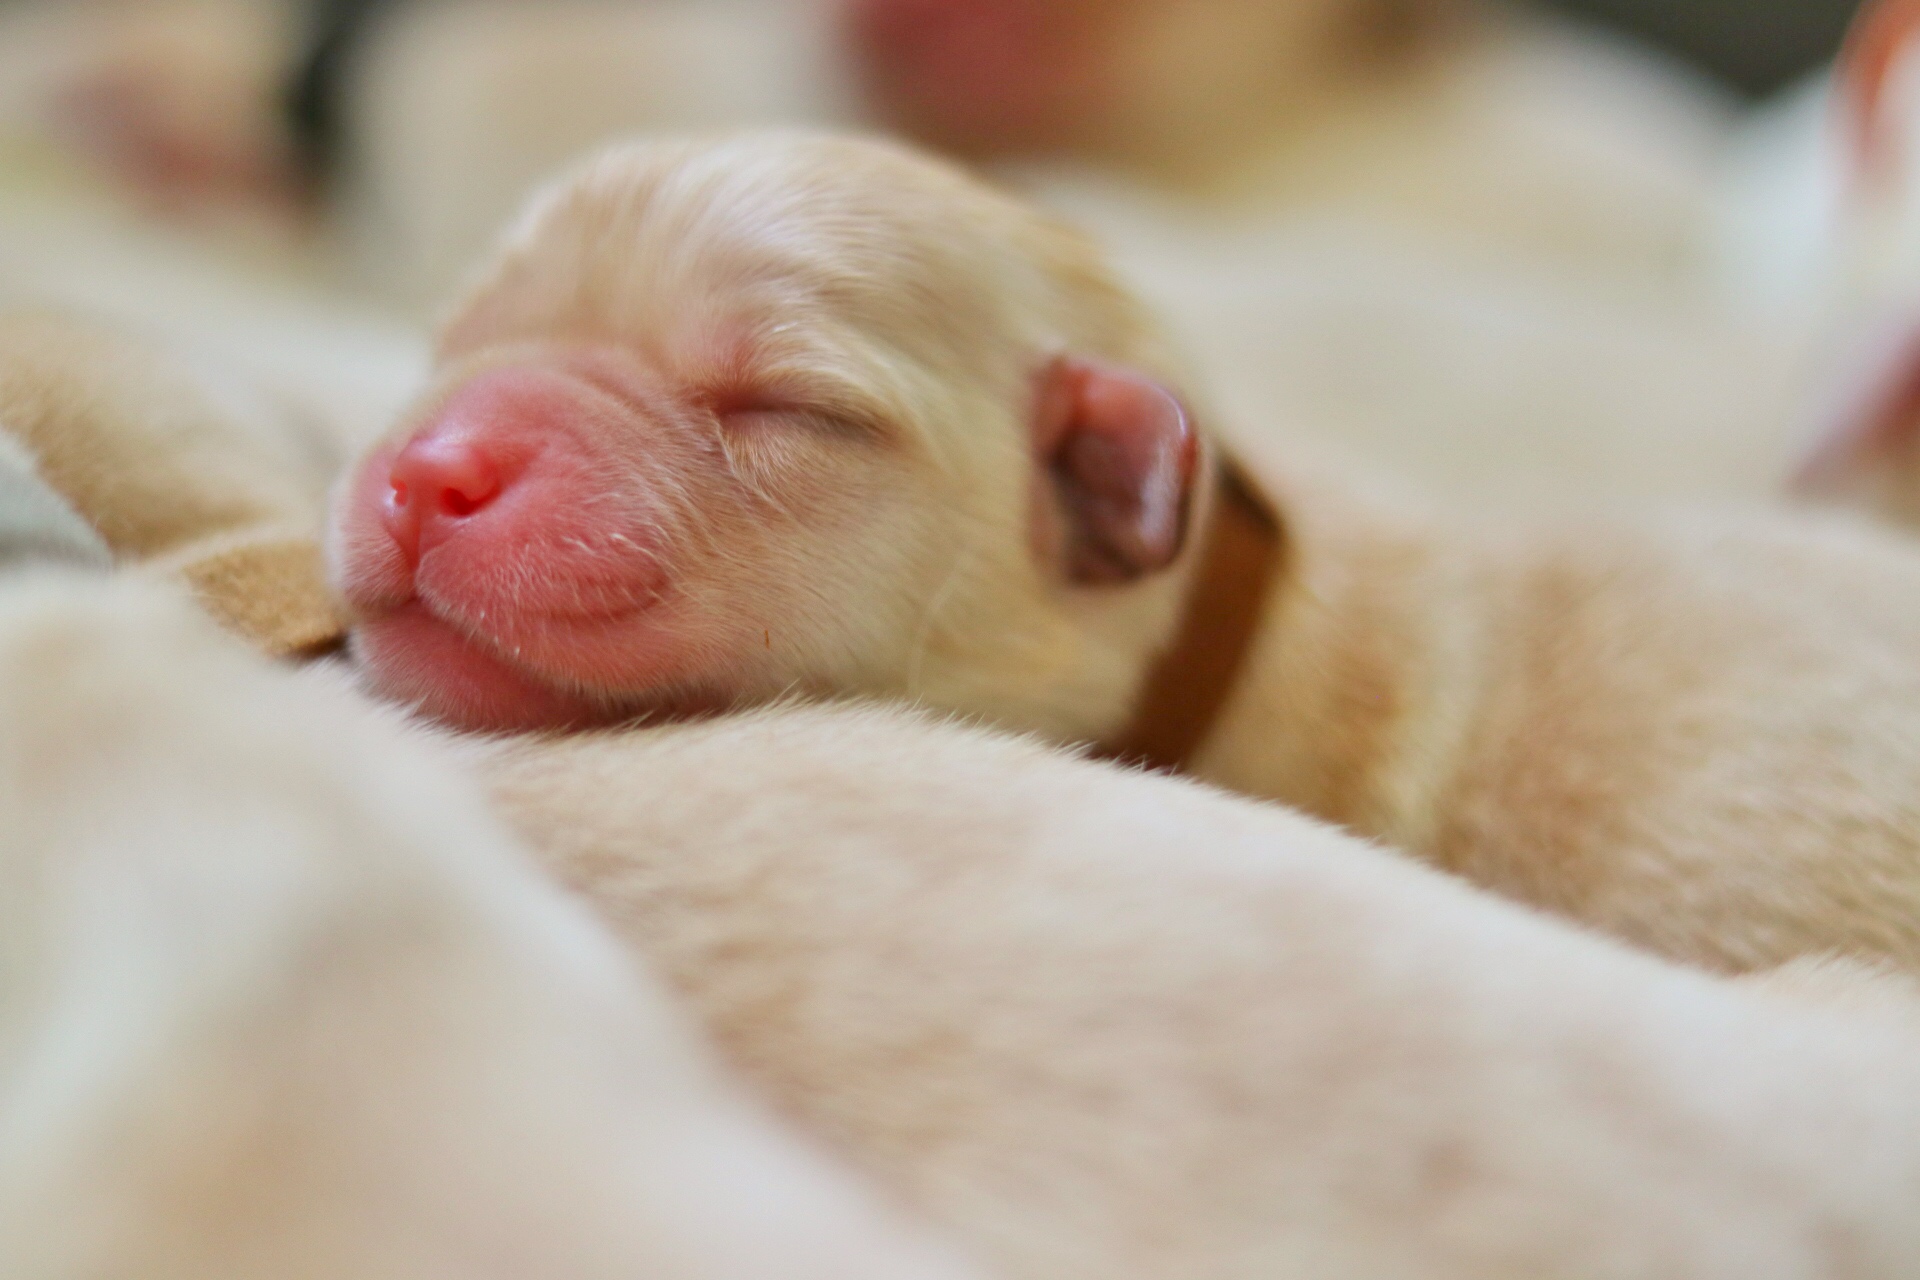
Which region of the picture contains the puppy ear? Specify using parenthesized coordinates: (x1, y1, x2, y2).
(1032, 356, 1200, 585)
(1792, 319, 1920, 528)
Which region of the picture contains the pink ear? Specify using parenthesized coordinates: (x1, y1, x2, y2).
(1033, 357, 1199, 585)
(1792, 320, 1920, 524)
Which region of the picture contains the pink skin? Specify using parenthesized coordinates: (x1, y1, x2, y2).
(839, 0, 1124, 155)
(334, 352, 736, 733)
(335, 338, 1200, 734)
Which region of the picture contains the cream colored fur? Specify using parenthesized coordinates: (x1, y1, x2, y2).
(0, 310, 323, 549)
(400, 133, 1199, 747)
(10, 563, 1920, 1277)
(385, 133, 1920, 975)
(0, 192, 424, 476)
(0, 570, 980, 1280)
(0, 310, 348, 651)
(2, 324, 1919, 1272)
(1210, 448, 1920, 973)
(476, 704, 1920, 1280)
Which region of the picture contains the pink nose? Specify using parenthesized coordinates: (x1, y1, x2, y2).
(383, 429, 504, 562)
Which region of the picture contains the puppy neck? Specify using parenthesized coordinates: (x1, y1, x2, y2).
(1096, 459, 1284, 774)
(1191, 464, 1481, 848)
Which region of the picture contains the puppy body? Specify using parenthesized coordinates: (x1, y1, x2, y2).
(0, 310, 353, 651)
(1066, 184, 1800, 508)
(0, 227, 424, 476)
(1201, 458, 1920, 971)
(0, 573, 979, 1280)
(477, 703, 1920, 1280)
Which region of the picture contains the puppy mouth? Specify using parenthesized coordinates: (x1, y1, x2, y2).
(353, 601, 627, 732)
(353, 597, 727, 733)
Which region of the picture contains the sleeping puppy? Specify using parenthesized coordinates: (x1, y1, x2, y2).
(332, 132, 1920, 976)
(0, 570, 980, 1280)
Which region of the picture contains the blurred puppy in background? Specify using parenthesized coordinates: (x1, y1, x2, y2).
(0, 0, 1805, 508)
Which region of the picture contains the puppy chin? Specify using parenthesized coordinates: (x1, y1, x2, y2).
(353, 603, 621, 734)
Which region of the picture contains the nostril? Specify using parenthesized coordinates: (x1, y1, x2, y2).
(439, 479, 495, 518)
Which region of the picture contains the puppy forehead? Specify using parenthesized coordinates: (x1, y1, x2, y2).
(599, 133, 1023, 271)
(456, 137, 1045, 360)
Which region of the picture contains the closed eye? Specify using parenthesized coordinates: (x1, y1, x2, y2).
(719, 406, 807, 431)
(715, 403, 885, 443)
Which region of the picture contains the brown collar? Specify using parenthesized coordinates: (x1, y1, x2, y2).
(1097, 460, 1284, 775)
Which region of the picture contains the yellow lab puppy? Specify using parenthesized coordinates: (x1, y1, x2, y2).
(336, 132, 1920, 974)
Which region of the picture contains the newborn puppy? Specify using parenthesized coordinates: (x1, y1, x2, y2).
(478, 704, 1920, 1280)
(335, 133, 1920, 974)
(0, 571, 978, 1280)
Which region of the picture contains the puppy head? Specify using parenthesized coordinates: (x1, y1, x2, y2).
(332, 133, 1210, 736)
